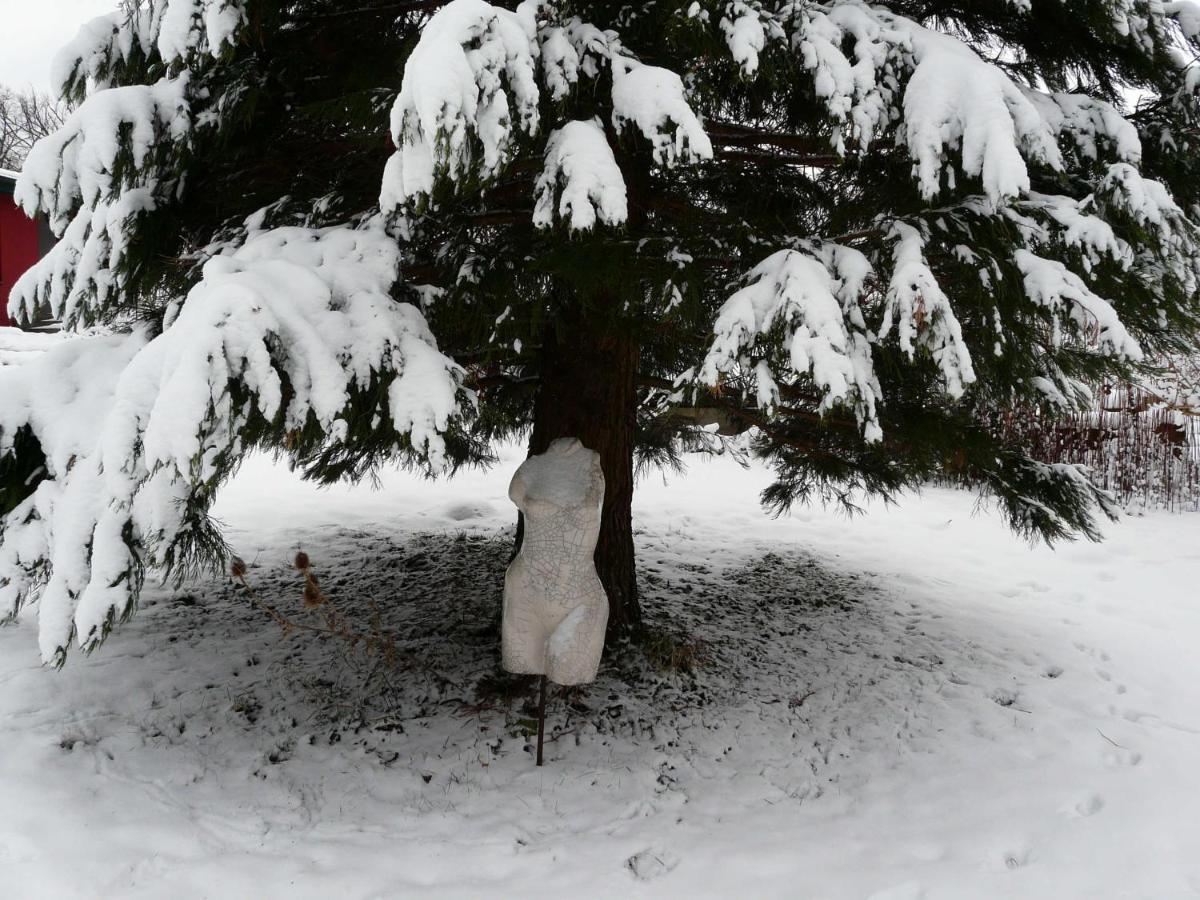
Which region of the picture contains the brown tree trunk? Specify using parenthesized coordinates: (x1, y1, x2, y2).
(526, 303, 641, 641)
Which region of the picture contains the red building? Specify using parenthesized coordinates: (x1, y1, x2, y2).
(0, 168, 45, 328)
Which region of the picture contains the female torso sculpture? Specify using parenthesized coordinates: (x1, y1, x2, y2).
(502, 437, 608, 685)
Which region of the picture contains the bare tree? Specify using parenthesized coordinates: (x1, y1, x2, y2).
(0, 89, 20, 169)
(1, 86, 65, 171)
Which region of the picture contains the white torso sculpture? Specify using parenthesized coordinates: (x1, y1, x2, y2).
(502, 437, 608, 685)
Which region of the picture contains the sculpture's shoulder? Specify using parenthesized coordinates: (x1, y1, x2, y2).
(516, 438, 603, 509)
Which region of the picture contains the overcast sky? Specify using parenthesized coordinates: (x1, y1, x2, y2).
(0, 0, 116, 92)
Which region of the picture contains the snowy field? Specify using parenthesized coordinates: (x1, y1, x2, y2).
(1, 446, 1198, 899)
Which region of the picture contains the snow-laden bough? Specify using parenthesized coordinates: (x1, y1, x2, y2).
(0, 222, 464, 665)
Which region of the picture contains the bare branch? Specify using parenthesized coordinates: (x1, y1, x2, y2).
(0, 85, 66, 170)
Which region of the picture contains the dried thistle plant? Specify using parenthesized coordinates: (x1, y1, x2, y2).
(228, 551, 403, 671)
(294, 551, 327, 609)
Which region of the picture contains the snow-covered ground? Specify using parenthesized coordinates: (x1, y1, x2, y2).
(1, 446, 1198, 899)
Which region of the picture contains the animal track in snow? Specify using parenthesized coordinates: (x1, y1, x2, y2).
(1073, 642, 1110, 663)
(990, 688, 1020, 708)
(989, 841, 1035, 871)
(1062, 793, 1105, 818)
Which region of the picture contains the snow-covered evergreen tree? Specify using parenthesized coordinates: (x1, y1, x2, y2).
(3, 0, 1200, 663)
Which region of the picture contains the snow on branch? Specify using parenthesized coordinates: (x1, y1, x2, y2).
(0, 221, 465, 665)
(1014, 250, 1144, 360)
(792, 3, 903, 156)
(1002, 169, 1198, 323)
(533, 119, 628, 231)
(1022, 90, 1142, 165)
(1097, 164, 1200, 296)
(1100, 164, 1192, 239)
(789, 3, 1155, 204)
(898, 24, 1060, 203)
(16, 78, 190, 229)
(987, 458, 1120, 544)
(538, 16, 616, 101)
(701, 244, 882, 441)
(719, 1, 783, 76)
(10, 77, 191, 328)
(610, 55, 714, 167)
(51, 8, 162, 99)
(157, 0, 246, 64)
(532, 3, 713, 165)
(879, 222, 976, 398)
(381, 0, 541, 215)
(1164, 2, 1200, 39)
(382, 0, 715, 218)
(52, 1, 247, 100)
(1010, 193, 1134, 272)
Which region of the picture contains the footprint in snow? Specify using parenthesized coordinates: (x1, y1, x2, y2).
(626, 847, 679, 881)
(989, 688, 1020, 708)
(1061, 793, 1105, 818)
(992, 843, 1034, 871)
(1073, 643, 1112, 663)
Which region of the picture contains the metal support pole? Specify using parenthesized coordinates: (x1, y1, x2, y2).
(536, 675, 547, 767)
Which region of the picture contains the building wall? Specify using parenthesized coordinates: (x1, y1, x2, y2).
(0, 190, 40, 328)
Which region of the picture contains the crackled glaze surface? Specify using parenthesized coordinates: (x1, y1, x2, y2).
(502, 438, 608, 685)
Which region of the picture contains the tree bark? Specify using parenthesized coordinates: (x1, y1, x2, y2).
(526, 304, 640, 641)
